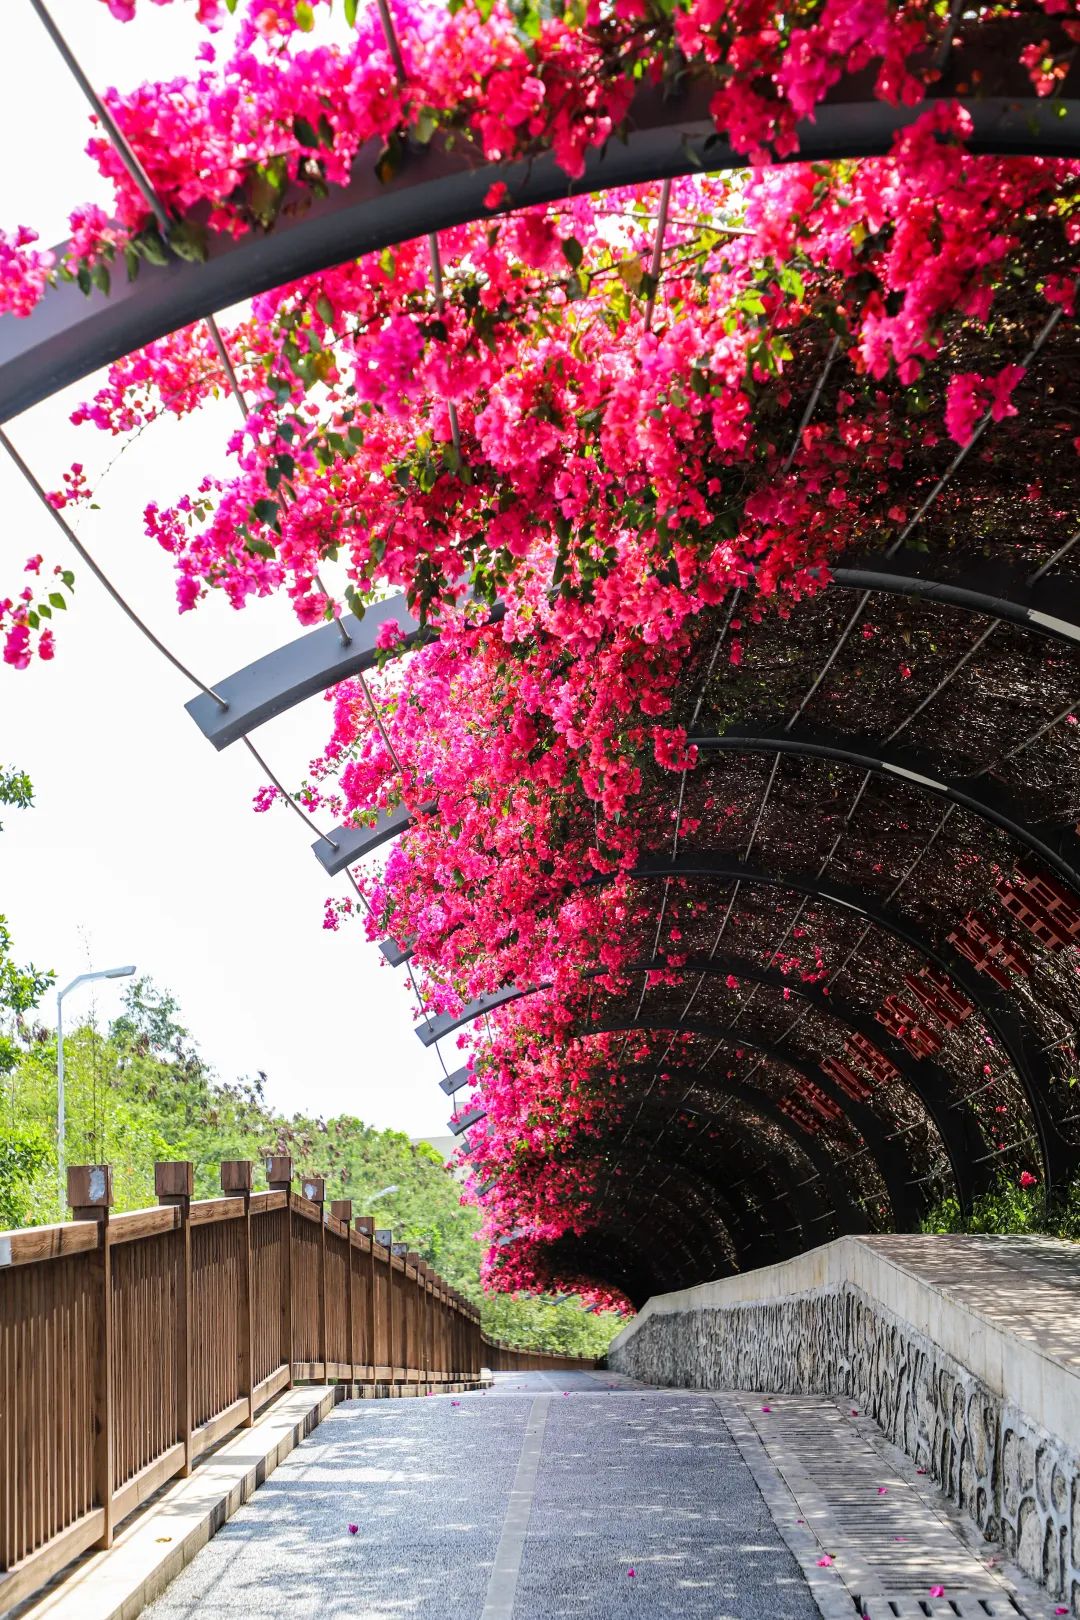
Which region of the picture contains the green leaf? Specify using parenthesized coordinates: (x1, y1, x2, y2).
(90, 261, 111, 296)
(561, 237, 584, 270)
(252, 498, 281, 532)
(167, 220, 209, 263)
(344, 0, 357, 21)
(294, 1, 315, 29)
(294, 115, 321, 149)
(413, 107, 439, 146)
(315, 292, 336, 326)
(244, 535, 277, 560)
(132, 225, 169, 267)
(48, 594, 67, 611)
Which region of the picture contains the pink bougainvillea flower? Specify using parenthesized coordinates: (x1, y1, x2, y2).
(761, 1405, 772, 1413)
(877, 1486, 888, 1495)
(348, 1523, 359, 1535)
(1019, 1170, 1038, 1188)
(627, 1567, 635, 1578)
(817, 1555, 834, 1568)
(930, 1586, 946, 1598)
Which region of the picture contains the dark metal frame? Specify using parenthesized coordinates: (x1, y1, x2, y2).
(610, 1070, 869, 1234)
(3, 33, 1075, 420)
(692, 732, 1080, 898)
(617, 854, 1075, 1190)
(592, 1020, 921, 1227)
(828, 548, 1080, 647)
(421, 949, 991, 1205)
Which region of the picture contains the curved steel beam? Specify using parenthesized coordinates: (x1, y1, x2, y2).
(185, 595, 421, 751)
(583, 1129, 816, 1271)
(2, 32, 1074, 422)
(587, 1125, 840, 1266)
(828, 548, 1080, 648)
(589, 1015, 920, 1227)
(601, 1070, 869, 1236)
(625, 952, 988, 1210)
(420, 949, 989, 1208)
(693, 731, 1080, 899)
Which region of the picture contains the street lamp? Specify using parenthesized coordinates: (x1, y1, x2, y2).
(57, 965, 135, 1211)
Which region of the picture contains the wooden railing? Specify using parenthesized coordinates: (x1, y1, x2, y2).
(0, 1158, 593, 1614)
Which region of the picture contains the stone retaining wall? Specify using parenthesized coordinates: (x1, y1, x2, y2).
(607, 1247, 1080, 1609)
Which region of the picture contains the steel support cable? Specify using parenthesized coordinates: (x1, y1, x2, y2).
(0, 426, 227, 709)
(23, 0, 380, 888)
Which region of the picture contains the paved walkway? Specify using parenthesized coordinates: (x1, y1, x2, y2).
(142, 1372, 1058, 1620)
(143, 1372, 819, 1620)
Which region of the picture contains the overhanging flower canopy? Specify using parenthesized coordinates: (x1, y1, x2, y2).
(1, 0, 1078, 1305)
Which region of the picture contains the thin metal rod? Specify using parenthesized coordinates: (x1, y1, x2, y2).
(358, 671, 405, 774)
(241, 737, 338, 847)
(1026, 528, 1080, 585)
(643, 179, 672, 332)
(375, 0, 407, 83)
(789, 306, 1064, 732)
(208, 314, 352, 650)
(783, 335, 841, 474)
(28, 0, 170, 235)
(427, 233, 461, 458)
(0, 426, 227, 709)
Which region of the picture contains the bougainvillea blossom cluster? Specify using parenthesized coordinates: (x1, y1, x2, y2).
(2, 0, 1077, 1296)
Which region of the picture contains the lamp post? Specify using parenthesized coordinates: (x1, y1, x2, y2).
(57, 965, 135, 1212)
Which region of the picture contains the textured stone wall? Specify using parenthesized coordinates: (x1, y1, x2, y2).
(608, 1282, 1079, 1608)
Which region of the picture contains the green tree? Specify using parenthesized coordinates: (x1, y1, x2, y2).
(1, 973, 616, 1351)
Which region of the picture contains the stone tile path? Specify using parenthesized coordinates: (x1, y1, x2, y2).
(720, 1392, 1064, 1620)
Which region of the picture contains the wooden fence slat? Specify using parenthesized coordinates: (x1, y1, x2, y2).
(0, 1162, 591, 1612)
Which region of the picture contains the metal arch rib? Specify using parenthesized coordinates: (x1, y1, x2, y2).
(582, 1122, 842, 1266)
(605, 1070, 869, 1237)
(414, 858, 1071, 1191)
(637, 949, 990, 1206)
(591, 1018, 920, 1227)
(416, 984, 531, 1044)
(185, 596, 422, 750)
(2, 44, 1075, 423)
(346, 713, 1080, 903)
(828, 548, 1080, 647)
(414, 950, 989, 1209)
(179, 548, 1080, 775)
(618, 854, 1073, 1194)
(692, 730, 1080, 900)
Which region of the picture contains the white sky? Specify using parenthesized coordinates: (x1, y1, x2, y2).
(0, 1, 453, 1137)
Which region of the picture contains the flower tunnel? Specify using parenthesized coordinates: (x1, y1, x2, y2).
(1, 0, 1078, 1311)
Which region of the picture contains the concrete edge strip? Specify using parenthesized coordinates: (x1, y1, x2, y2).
(711, 1393, 859, 1620)
(22, 1385, 343, 1620)
(481, 1394, 552, 1620)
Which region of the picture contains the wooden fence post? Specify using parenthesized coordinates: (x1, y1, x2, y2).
(265, 1156, 294, 1385)
(376, 1230, 395, 1389)
(356, 1217, 377, 1392)
(155, 1162, 194, 1473)
(330, 1199, 353, 1389)
(301, 1175, 327, 1382)
(68, 1165, 115, 1548)
(221, 1162, 254, 1425)
(405, 1250, 421, 1389)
